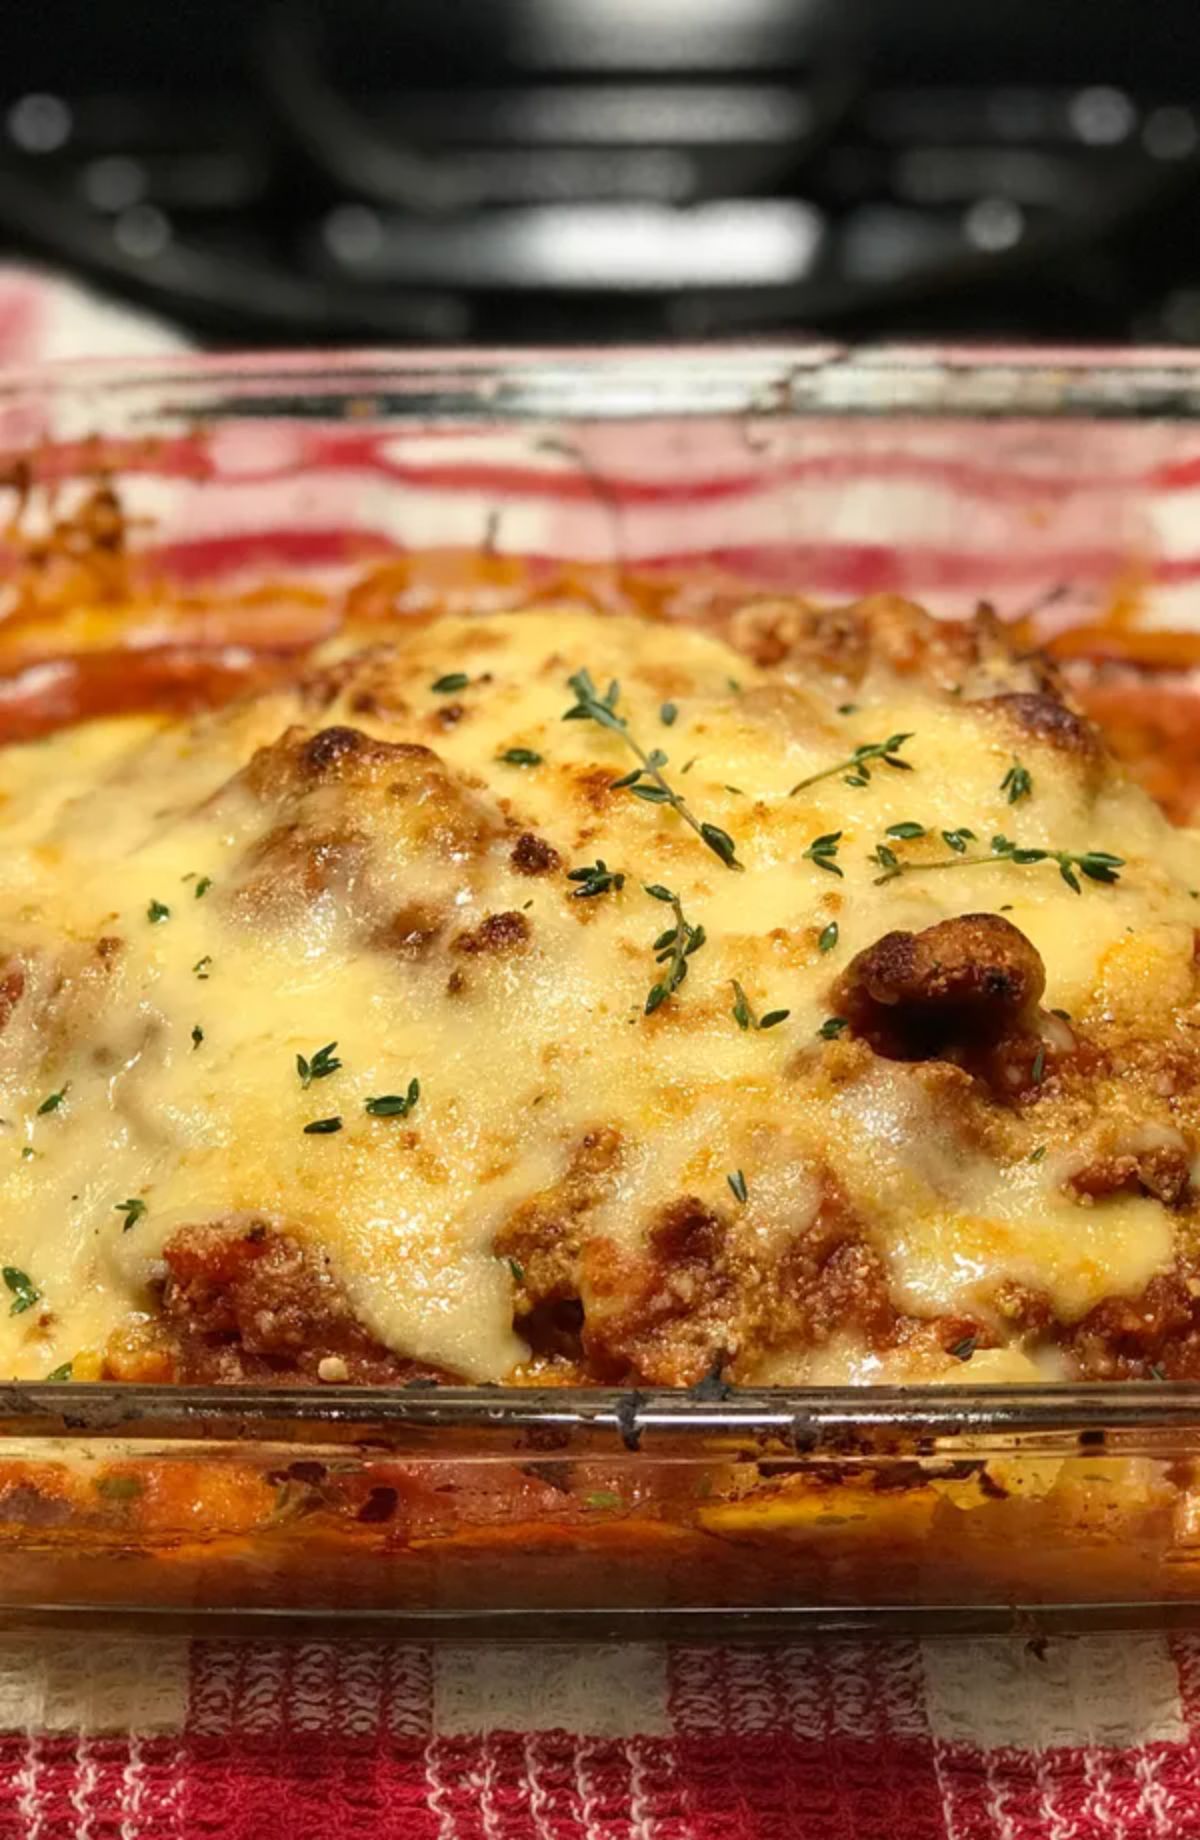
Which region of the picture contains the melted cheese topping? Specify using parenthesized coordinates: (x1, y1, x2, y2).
(0, 604, 1196, 1383)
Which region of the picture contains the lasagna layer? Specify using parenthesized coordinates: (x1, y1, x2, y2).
(0, 592, 1198, 1387)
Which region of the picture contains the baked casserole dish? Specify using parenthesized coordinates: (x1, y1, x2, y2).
(0, 347, 1199, 1631)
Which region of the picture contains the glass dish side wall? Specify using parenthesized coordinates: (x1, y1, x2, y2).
(0, 347, 1198, 1630)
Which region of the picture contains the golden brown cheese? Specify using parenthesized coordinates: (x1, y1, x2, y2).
(0, 598, 1198, 1387)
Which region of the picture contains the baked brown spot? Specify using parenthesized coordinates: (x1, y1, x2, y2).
(374, 902, 444, 959)
(154, 1218, 454, 1385)
(976, 690, 1104, 765)
(496, 1128, 621, 1362)
(834, 913, 1045, 1062)
(453, 910, 531, 955)
(1066, 1141, 1191, 1207)
(580, 1196, 735, 1386)
(0, 963, 24, 1034)
(510, 832, 561, 877)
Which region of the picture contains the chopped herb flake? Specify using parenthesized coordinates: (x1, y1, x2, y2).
(364, 1080, 420, 1118)
(303, 1116, 343, 1135)
(498, 747, 542, 767)
(818, 1016, 849, 1041)
(567, 859, 625, 899)
(114, 1198, 146, 1231)
(191, 1024, 204, 1049)
(147, 899, 170, 924)
(3, 1267, 39, 1315)
(818, 921, 839, 954)
(297, 1042, 342, 1089)
(431, 672, 470, 693)
(194, 876, 213, 898)
(1029, 1146, 1047, 1164)
(727, 1169, 748, 1204)
(36, 1088, 67, 1116)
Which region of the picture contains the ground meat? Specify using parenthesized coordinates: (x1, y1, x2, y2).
(155, 1218, 453, 1385)
(496, 1128, 621, 1360)
(579, 1197, 737, 1386)
(1065, 1269, 1200, 1380)
(833, 913, 1046, 1063)
(510, 832, 561, 876)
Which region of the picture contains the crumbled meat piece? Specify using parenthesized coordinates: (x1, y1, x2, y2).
(510, 832, 561, 877)
(453, 910, 531, 954)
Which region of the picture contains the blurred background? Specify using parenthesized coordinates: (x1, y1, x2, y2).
(0, 0, 1198, 349)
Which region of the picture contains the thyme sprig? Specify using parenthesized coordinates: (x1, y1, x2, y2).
(870, 829, 1124, 892)
(1001, 760, 1033, 804)
(644, 883, 706, 1014)
(789, 732, 914, 797)
(803, 830, 843, 877)
(730, 980, 790, 1032)
(563, 669, 742, 870)
(297, 1041, 342, 1088)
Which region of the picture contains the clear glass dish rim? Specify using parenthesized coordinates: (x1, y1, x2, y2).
(1, 339, 1197, 1439)
(2, 340, 1200, 423)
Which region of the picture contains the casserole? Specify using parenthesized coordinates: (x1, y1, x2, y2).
(1, 345, 1200, 1632)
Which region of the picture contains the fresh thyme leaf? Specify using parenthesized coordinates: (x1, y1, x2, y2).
(115, 1197, 146, 1231)
(507, 1257, 525, 1283)
(567, 859, 625, 899)
(727, 1169, 748, 1204)
(1029, 1145, 1047, 1163)
(643, 885, 705, 1014)
(303, 1116, 343, 1135)
(147, 899, 170, 924)
(193, 956, 212, 979)
(789, 732, 914, 797)
(843, 772, 869, 788)
(1001, 760, 1033, 805)
(498, 747, 543, 767)
(803, 830, 843, 877)
(364, 1080, 420, 1118)
(1031, 1046, 1046, 1085)
(191, 1024, 204, 1049)
(194, 876, 213, 898)
(660, 701, 678, 726)
(563, 668, 743, 869)
(431, 671, 470, 693)
(942, 827, 976, 854)
(20, 1147, 36, 1160)
(837, 702, 858, 715)
(818, 1016, 849, 1040)
(759, 1009, 790, 1029)
(45, 1361, 72, 1383)
(886, 821, 926, 840)
(36, 1088, 67, 1116)
(3, 1267, 39, 1315)
(297, 1042, 341, 1089)
(1051, 1007, 1072, 1021)
(818, 921, 839, 954)
(948, 1335, 977, 1362)
(871, 843, 900, 874)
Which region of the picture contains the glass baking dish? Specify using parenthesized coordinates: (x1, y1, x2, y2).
(3, 344, 1200, 1636)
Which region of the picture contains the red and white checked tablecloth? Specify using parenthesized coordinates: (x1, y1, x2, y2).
(0, 264, 1198, 1840)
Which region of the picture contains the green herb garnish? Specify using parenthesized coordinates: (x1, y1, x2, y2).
(193, 956, 212, 980)
(498, 747, 543, 767)
(886, 821, 927, 840)
(1029, 1145, 1047, 1164)
(297, 1041, 342, 1089)
(191, 1024, 204, 1049)
(817, 1016, 849, 1041)
(803, 831, 843, 878)
(194, 876, 213, 899)
(948, 1335, 977, 1362)
(507, 1257, 525, 1283)
(3, 1267, 39, 1315)
(643, 884, 706, 1014)
(789, 732, 914, 798)
(727, 1169, 748, 1204)
(870, 829, 1124, 892)
(563, 668, 742, 870)
(303, 1116, 343, 1135)
(45, 1361, 72, 1383)
(1001, 760, 1033, 805)
(36, 1089, 67, 1116)
(147, 899, 171, 924)
(818, 921, 839, 954)
(730, 980, 789, 1032)
(431, 672, 470, 694)
(660, 701, 678, 726)
(364, 1080, 420, 1119)
(1031, 1046, 1046, 1085)
(114, 1198, 146, 1231)
(567, 859, 625, 899)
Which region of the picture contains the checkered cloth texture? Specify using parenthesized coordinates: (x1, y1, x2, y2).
(0, 265, 1198, 1840)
